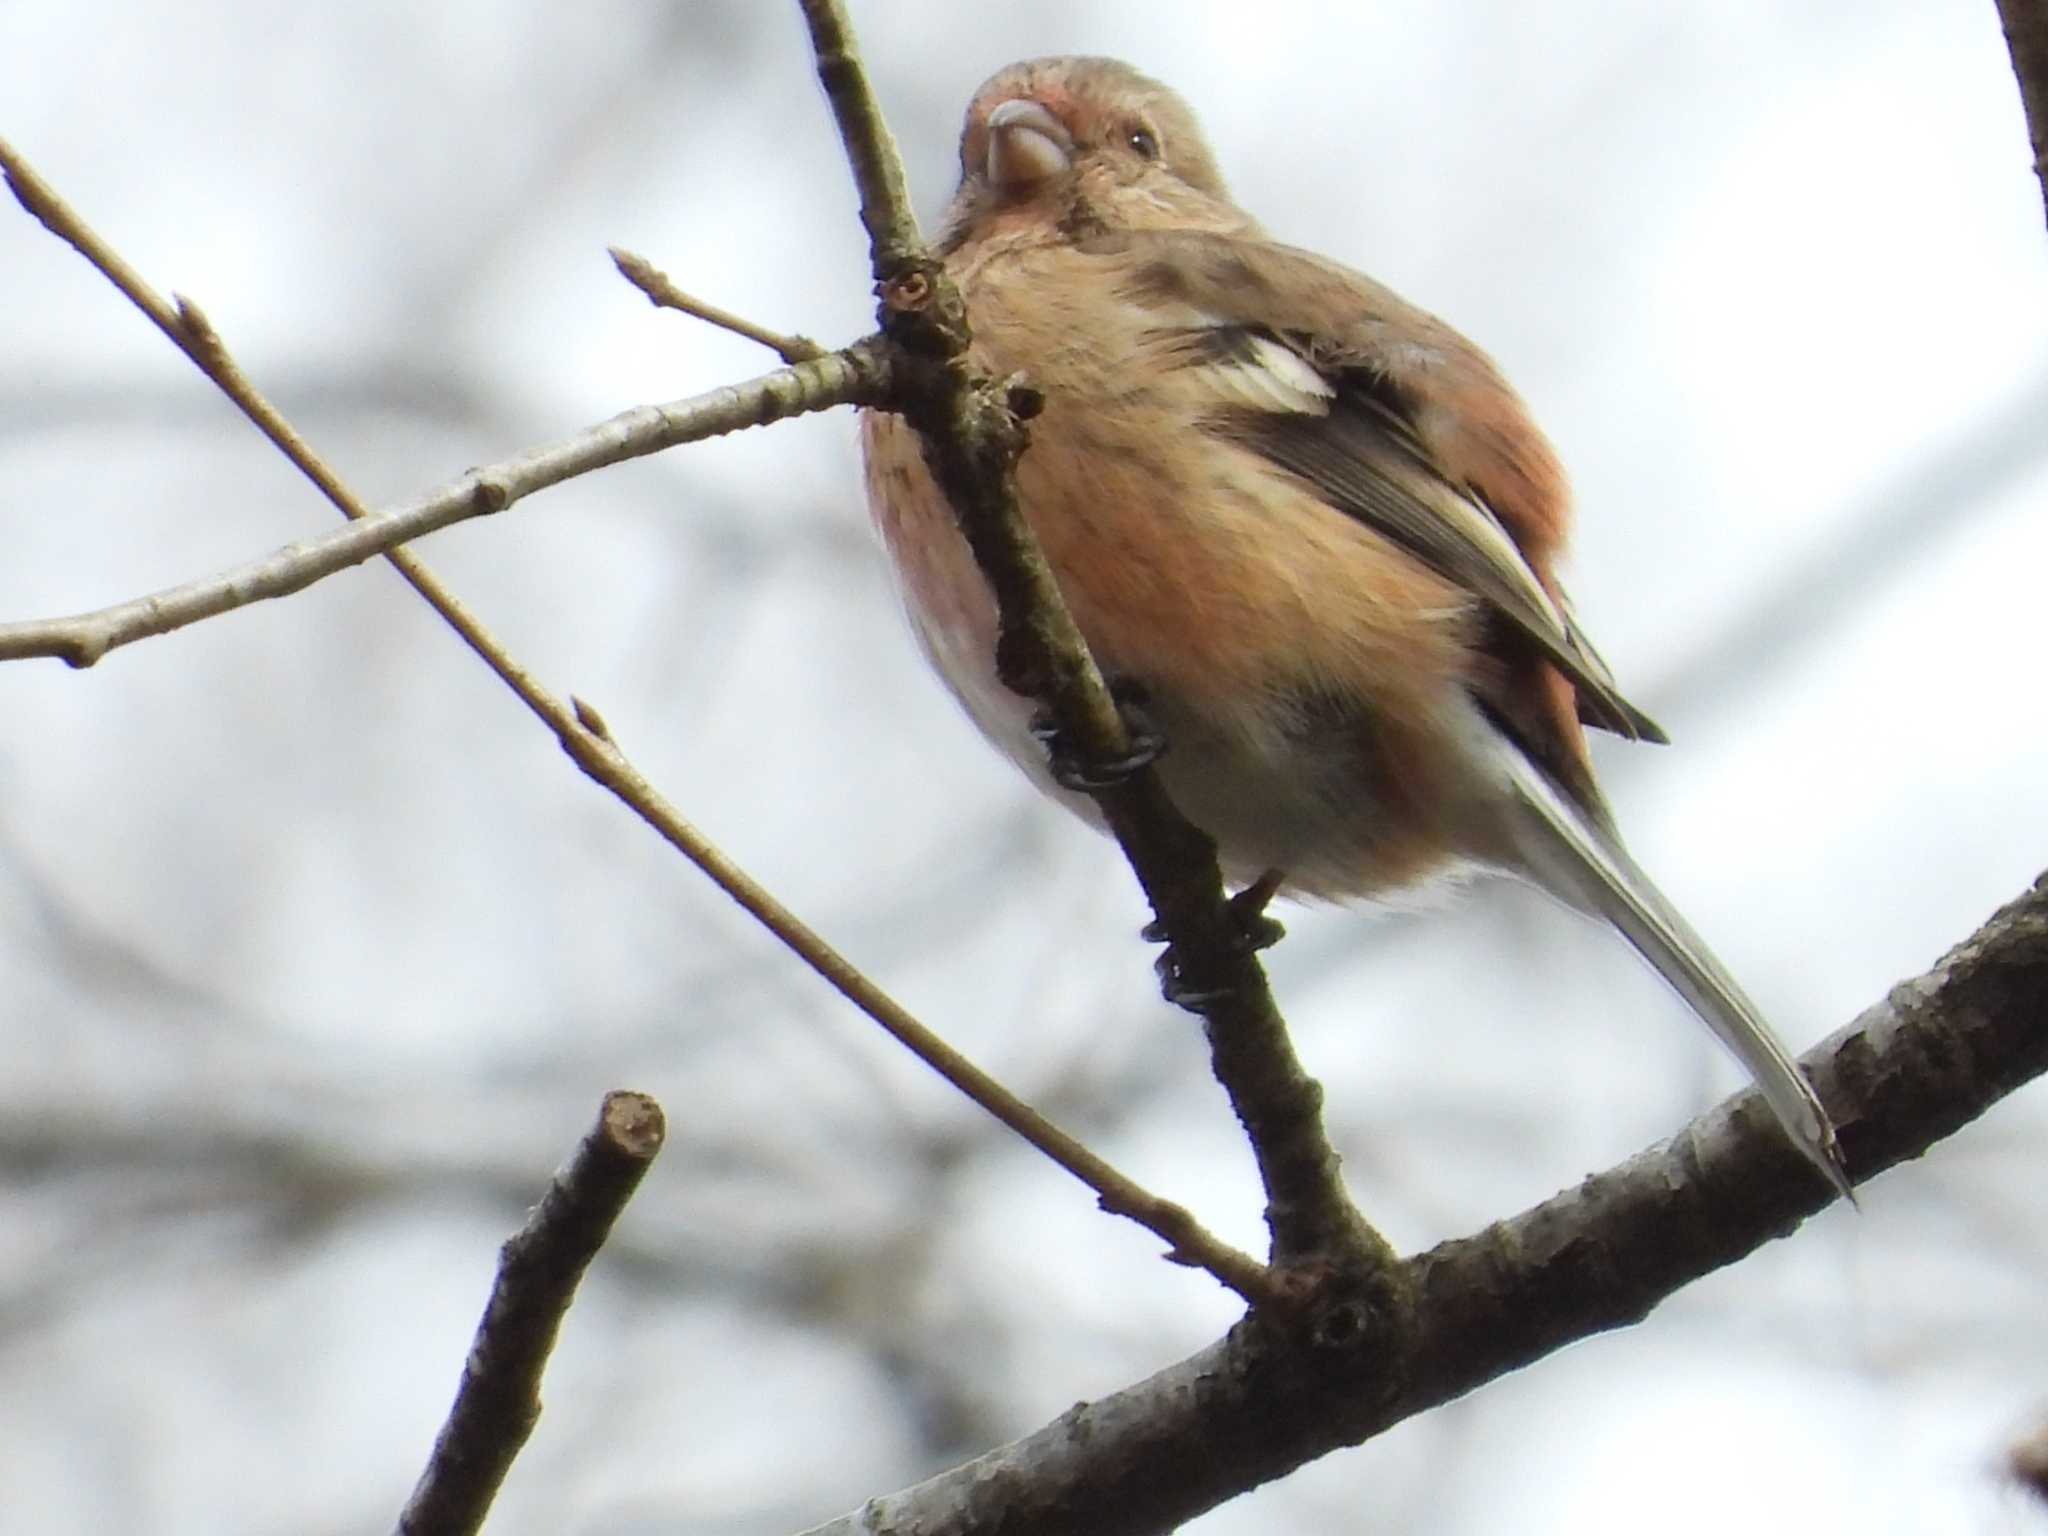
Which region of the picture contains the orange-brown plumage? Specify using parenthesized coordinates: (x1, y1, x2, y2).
(861, 56, 1848, 1196)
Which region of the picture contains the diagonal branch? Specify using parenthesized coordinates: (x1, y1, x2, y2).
(798, 3, 922, 278)
(0, 133, 1268, 1308)
(556, 703, 1274, 1305)
(797, 873, 2048, 1536)
(793, 0, 1378, 1285)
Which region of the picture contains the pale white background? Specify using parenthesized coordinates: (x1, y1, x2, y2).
(2, 3, 2045, 1533)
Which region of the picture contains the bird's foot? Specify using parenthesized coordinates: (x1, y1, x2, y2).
(1226, 867, 1288, 952)
(1144, 868, 1288, 1012)
(1029, 675, 1164, 792)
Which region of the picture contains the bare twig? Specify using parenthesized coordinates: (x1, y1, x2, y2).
(610, 245, 826, 363)
(0, 134, 1269, 1305)
(395, 1091, 666, 1536)
(552, 708, 1275, 1305)
(1, 129, 681, 716)
(795, 3, 922, 276)
(0, 351, 882, 666)
(793, 0, 1374, 1279)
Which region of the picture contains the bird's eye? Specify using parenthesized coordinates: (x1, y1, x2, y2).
(1126, 123, 1160, 160)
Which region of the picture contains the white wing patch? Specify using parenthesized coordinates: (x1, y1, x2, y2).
(1218, 328, 1335, 416)
(1135, 304, 1336, 416)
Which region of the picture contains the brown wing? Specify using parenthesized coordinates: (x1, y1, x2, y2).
(1096, 230, 1666, 806)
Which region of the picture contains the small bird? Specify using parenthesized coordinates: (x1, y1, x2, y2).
(861, 56, 1849, 1198)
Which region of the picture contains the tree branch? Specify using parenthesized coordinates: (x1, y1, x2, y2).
(798, 872, 2048, 1536)
(792, 0, 1377, 1285)
(395, 1091, 666, 1536)
(610, 245, 827, 364)
(0, 350, 884, 666)
(0, 132, 1267, 1308)
(8, 11, 2045, 1533)
(556, 704, 1274, 1305)
(797, 1, 923, 278)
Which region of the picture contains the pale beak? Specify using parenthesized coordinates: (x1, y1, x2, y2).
(985, 98, 1073, 191)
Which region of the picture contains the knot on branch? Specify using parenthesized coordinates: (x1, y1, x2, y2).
(1253, 1254, 1416, 1411)
(878, 268, 932, 313)
(875, 256, 969, 357)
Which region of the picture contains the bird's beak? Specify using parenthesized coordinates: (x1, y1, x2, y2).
(985, 98, 1073, 191)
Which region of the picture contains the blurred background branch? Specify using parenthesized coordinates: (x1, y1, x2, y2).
(1, 4, 2044, 1534)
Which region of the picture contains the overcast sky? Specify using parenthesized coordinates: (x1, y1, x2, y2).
(3, 3, 2046, 1533)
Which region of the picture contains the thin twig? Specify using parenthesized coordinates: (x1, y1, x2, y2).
(2, 130, 591, 714)
(395, 1091, 666, 1536)
(610, 245, 826, 363)
(0, 135, 1270, 1306)
(795, 3, 922, 276)
(0, 352, 881, 666)
(554, 709, 1275, 1305)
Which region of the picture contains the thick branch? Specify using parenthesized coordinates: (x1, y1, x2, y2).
(396, 1091, 666, 1536)
(799, 873, 2048, 1536)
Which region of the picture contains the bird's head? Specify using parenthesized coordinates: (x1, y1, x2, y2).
(940, 56, 1238, 250)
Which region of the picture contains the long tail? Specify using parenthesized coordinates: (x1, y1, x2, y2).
(1494, 741, 1853, 1201)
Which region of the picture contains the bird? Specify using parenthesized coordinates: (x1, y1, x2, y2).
(859, 55, 1850, 1200)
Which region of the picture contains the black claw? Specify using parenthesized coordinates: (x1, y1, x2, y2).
(1030, 675, 1165, 792)
(1145, 869, 1290, 1014)
(1229, 869, 1288, 951)
(1154, 946, 1237, 1012)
